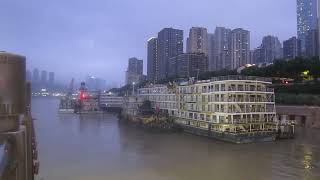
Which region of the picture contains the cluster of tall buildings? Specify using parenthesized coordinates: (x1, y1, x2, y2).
(27, 68, 55, 86)
(146, 27, 251, 82)
(147, 27, 209, 83)
(85, 76, 107, 91)
(125, 0, 320, 84)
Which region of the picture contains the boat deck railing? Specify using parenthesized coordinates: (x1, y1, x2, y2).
(209, 75, 272, 83)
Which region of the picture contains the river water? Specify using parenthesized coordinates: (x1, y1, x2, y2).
(32, 98, 320, 180)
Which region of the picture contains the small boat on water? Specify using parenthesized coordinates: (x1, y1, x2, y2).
(59, 82, 102, 114)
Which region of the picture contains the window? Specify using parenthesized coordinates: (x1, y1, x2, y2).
(212, 115, 217, 122)
(221, 84, 225, 91)
(206, 115, 211, 121)
(220, 116, 225, 123)
(215, 84, 219, 91)
(200, 114, 205, 120)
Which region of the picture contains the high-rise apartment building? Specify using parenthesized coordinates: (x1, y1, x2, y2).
(41, 70, 47, 83)
(127, 57, 143, 75)
(249, 50, 255, 64)
(125, 57, 143, 85)
(212, 27, 232, 71)
(186, 27, 208, 56)
(254, 35, 282, 64)
(86, 76, 106, 91)
(33, 68, 39, 82)
(253, 47, 266, 65)
(49, 72, 55, 85)
(297, 0, 318, 53)
(306, 29, 319, 57)
(147, 37, 159, 82)
(168, 53, 208, 78)
(231, 28, 250, 69)
(283, 37, 302, 60)
(158, 28, 183, 79)
(207, 33, 215, 71)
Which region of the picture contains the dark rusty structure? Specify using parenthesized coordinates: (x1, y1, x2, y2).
(0, 51, 39, 180)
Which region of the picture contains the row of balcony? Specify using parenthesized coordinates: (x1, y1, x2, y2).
(183, 105, 275, 114)
(180, 87, 274, 94)
(182, 96, 274, 103)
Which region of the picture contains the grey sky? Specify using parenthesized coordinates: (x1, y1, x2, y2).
(0, 0, 296, 86)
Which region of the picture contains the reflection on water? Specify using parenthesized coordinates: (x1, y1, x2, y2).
(32, 98, 320, 180)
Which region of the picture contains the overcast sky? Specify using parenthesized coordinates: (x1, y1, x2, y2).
(0, 0, 296, 86)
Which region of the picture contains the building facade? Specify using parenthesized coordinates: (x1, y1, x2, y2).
(49, 72, 55, 85)
(186, 27, 208, 56)
(305, 29, 319, 57)
(138, 76, 277, 143)
(253, 47, 266, 65)
(32, 68, 39, 82)
(231, 28, 250, 70)
(261, 35, 282, 63)
(253, 35, 282, 64)
(297, 0, 318, 53)
(85, 76, 106, 91)
(158, 28, 184, 80)
(212, 27, 232, 71)
(207, 33, 215, 71)
(249, 50, 255, 64)
(168, 53, 208, 78)
(125, 57, 143, 85)
(40, 70, 47, 84)
(283, 37, 302, 60)
(127, 57, 143, 75)
(147, 37, 159, 82)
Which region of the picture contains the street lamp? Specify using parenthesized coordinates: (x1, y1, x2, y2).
(132, 82, 135, 96)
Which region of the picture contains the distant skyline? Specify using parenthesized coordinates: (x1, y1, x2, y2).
(0, 0, 296, 85)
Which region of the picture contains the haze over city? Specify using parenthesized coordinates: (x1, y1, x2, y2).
(0, 0, 296, 85)
(2, 0, 320, 180)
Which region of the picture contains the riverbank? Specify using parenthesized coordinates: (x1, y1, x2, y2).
(119, 111, 176, 132)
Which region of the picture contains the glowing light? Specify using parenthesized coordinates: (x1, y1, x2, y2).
(302, 70, 310, 76)
(79, 91, 88, 100)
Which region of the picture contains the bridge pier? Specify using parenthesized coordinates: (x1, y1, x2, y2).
(0, 52, 38, 180)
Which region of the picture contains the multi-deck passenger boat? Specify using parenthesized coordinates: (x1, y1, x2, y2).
(138, 76, 281, 143)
